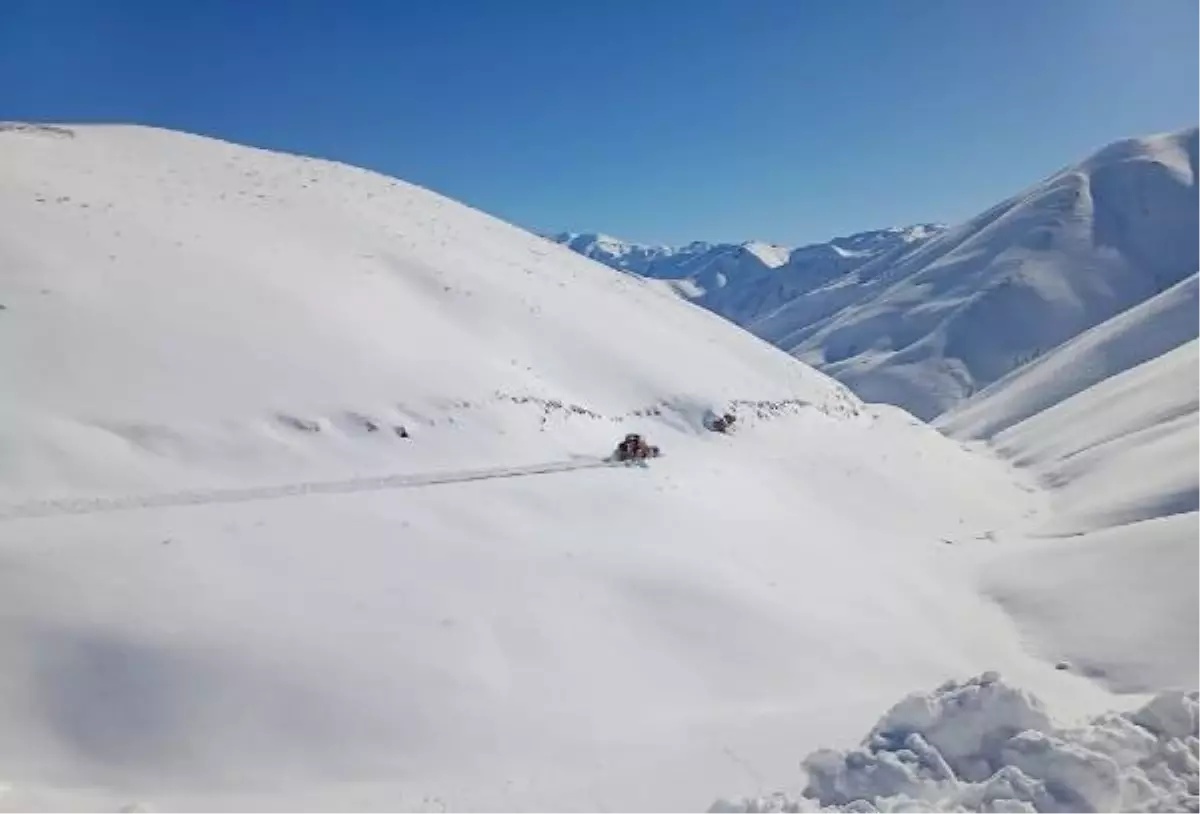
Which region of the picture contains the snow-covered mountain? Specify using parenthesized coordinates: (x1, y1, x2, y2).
(559, 130, 1198, 425)
(0, 122, 862, 499)
(549, 224, 942, 326)
(753, 127, 1199, 420)
(950, 287, 1199, 542)
(0, 123, 1193, 812)
(938, 272, 1199, 441)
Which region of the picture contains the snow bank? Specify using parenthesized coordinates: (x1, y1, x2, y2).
(712, 673, 1199, 813)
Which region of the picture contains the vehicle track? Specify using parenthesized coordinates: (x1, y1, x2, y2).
(0, 457, 620, 521)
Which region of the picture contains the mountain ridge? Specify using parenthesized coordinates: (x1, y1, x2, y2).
(554, 127, 1198, 422)
(548, 224, 944, 327)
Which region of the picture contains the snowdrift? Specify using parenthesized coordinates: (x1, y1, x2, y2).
(712, 672, 1199, 813)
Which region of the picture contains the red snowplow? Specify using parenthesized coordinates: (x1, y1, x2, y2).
(611, 433, 660, 462)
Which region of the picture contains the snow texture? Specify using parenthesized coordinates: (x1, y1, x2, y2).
(0, 122, 858, 500)
(937, 273, 1199, 440)
(712, 673, 1199, 813)
(945, 327, 1198, 695)
(0, 122, 1193, 811)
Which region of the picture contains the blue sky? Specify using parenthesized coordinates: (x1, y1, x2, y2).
(2, 0, 1196, 246)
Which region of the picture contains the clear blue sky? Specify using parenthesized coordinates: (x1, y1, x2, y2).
(2, 0, 1196, 246)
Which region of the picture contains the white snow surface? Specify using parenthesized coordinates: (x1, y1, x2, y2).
(712, 672, 1199, 813)
(552, 127, 1200, 814)
(0, 123, 1191, 811)
(752, 127, 1199, 420)
(988, 338, 1198, 536)
(922, 276, 1199, 704)
(937, 273, 1199, 440)
(963, 340, 1200, 697)
(0, 123, 857, 500)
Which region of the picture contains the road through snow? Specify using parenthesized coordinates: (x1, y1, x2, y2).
(0, 456, 619, 521)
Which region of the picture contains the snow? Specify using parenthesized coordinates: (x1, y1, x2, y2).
(937, 273, 1199, 439)
(551, 227, 946, 331)
(711, 673, 1199, 812)
(752, 128, 1198, 420)
(940, 322, 1198, 696)
(0, 122, 1193, 811)
(555, 130, 1197, 429)
(741, 241, 792, 269)
(985, 339, 1198, 536)
(0, 123, 856, 499)
(891, 271, 1198, 710)
(1, 401, 1114, 812)
(956, 339, 1199, 696)
(984, 513, 1199, 694)
(547, 231, 678, 274)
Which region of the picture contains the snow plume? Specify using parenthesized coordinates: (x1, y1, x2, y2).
(712, 673, 1199, 813)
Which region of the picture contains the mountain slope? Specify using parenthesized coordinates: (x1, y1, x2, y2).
(752, 127, 1199, 420)
(943, 326, 1198, 694)
(980, 355, 1199, 693)
(937, 272, 1199, 439)
(0, 123, 1135, 811)
(0, 122, 857, 499)
(989, 338, 1197, 537)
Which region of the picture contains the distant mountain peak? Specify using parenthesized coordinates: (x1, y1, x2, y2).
(550, 223, 947, 322)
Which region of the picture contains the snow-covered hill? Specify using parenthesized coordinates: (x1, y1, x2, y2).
(937, 273, 1199, 440)
(0, 123, 1192, 812)
(0, 122, 858, 500)
(936, 308, 1198, 697)
(549, 225, 942, 326)
(753, 127, 1199, 420)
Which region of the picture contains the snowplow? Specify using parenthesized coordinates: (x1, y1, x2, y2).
(610, 433, 660, 463)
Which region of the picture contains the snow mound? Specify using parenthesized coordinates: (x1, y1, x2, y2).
(712, 673, 1200, 813)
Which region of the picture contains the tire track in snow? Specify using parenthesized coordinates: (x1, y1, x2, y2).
(0, 458, 618, 521)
